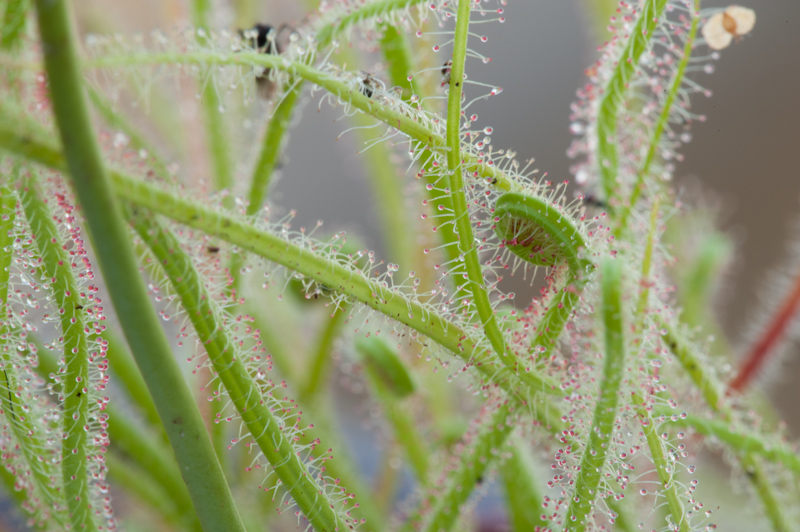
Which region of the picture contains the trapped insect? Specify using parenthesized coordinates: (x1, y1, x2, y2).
(441, 59, 453, 87)
(358, 71, 383, 99)
(239, 23, 294, 98)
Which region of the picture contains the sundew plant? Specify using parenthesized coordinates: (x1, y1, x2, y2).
(0, 0, 797, 531)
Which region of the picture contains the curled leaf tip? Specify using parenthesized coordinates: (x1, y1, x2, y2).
(493, 192, 590, 275)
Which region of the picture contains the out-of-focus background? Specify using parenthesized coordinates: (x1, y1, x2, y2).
(62, 0, 799, 530)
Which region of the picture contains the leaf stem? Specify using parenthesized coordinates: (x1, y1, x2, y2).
(0, 185, 69, 529)
(446, 0, 506, 360)
(84, 50, 519, 192)
(616, 0, 701, 230)
(355, 337, 429, 482)
(246, 79, 303, 216)
(128, 209, 356, 531)
(300, 305, 350, 402)
(597, 0, 669, 208)
(19, 178, 97, 532)
(315, 0, 429, 48)
(564, 258, 625, 531)
(31, 2, 246, 530)
(658, 319, 791, 531)
(631, 392, 688, 532)
(86, 85, 173, 183)
(410, 396, 515, 532)
(190, 0, 234, 201)
(661, 411, 800, 475)
(0, 117, 566, 398)
(500, 435, 549, 531)
(633, 197, 660, 325)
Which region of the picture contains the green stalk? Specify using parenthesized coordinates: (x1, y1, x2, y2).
(675, 230, 733, 359)
(1, 0, 28, 50)
(128, 209, 352, 531)
(402, 392, 569, 532)
(31, 2, 246, 530)
(632, 392, 688, 532)
(0, 120, 562, 396)
(315, 0, 428, 48)
(190, 0, 234, 200)
(374, 27, 460, 447)
(616, 0, 701, 230)
(445, 0, 506, 360)
(627, 199, 688, 530)
(101, 329, 163, 433)
(246, 80, 303, 216)
(19, 179, 97, 532)
(299, 305, 349, 402)
(596, 0, 669, 207)
(658, 321, 725, 412)
(378, 25, 459, 266)
(659, 320, 791, 531)
(86, 85, 173, 183)
(500, 435, 549, 531)
(84, 51, 519, 192)
(380, 399, 430, 484)
(661, 412, 800, 475)
(633, 197, 660, 325)
(110, 173, 561, 395)
(0, 184, 68, 529)
(355, 337, 429, 482)
(33, 344, 199, 529)
(409, 398, 515, 532)
(564, 258, 625, 531)
(379, 24, 423, 102)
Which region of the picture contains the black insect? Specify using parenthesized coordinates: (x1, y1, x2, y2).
(581, 192, 607, 209)
(441, 59, 453, 87)
(206, 245, 220, 254)
(359, 72, 380, 99)
(239, 23, 293, 99)
(240, 23, 283, 54)
(75, 304, 84, 310)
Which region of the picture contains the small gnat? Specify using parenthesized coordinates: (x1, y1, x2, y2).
(701, 6, 756, 50)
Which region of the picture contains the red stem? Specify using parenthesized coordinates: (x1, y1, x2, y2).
(729, 265, 800, 393)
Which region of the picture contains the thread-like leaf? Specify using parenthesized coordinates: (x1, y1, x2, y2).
(31, 1, 247, 529)
(563, 258, 624, 531)
(0, 183, 70, 529)
(19, 177, 108, 531)
(356, 337, 416, 399)
(595, 0, 669, 206)
(129, 208, 358, 531)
